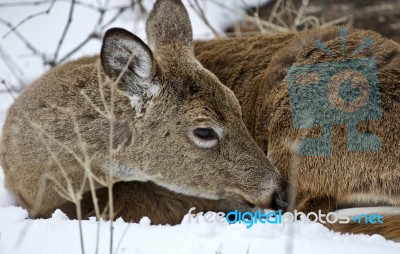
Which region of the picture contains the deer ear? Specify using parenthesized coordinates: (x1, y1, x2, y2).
(146, 0, 192, 49)
(101, 28, 159, 114)
(101, 28, 155, 94)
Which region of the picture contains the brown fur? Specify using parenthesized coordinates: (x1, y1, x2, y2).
(59, 181, 240, 225)
(194, 27, 400, 239)
(327, 215, 400, 242)
(196, 27, 400, 208)
(0, 0, 286, 219)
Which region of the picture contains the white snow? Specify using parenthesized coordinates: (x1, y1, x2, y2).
(0, 201, 399, 254)
(0, 0, 400, 253)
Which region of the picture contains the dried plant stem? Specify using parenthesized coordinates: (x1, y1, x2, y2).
(208, 0, 289, 32)
(2, 0, 56, 39)
(188, 0, 222, 38)
(53, 0, 76, 64)
(75, 199, 86, 254)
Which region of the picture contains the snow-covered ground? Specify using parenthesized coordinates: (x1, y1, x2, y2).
(0, 0, 400, 253)
(1, 203, 399, 254)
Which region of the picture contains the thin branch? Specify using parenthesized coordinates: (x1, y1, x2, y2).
(321, 15, 350, 28)
(2, 0, 56, 39)
(0, 0, 135, 70)
(53, 0, 76, 65)
(113, 223, 131, 254)
(0, 0, 54, 7)
(269, 0, 284, 23)
(244, 0, 267, 33)
(57, 33, 98, 64)
(1, 79, 18, 100)
(0, 45, 25, 86)
(75, 200, 86, 254)
(80, 91, 109, 119)
(57, 3, 132, 65)
(188, 0, 222, 38)
(0, 18, 45, 60)
(208, 0, 289, 32)
(99, 6, 130, 30)
(0, 0, 100, 12)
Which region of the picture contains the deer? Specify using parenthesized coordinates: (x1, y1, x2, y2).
(90, 21, 400, 238)
(1, 0, 400, 240)
(64, 0, 400, 240)
(0, 0, 289, 223)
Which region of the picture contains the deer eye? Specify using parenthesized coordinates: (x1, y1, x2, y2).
(189, 126, 221, 149)
(193, 128, 218, 140)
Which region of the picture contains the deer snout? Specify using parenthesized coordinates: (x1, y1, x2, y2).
(272, 187, 289, 210)
(254, 179, 290, 211)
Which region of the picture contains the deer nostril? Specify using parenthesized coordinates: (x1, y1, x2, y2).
(273, 190, 289, 210)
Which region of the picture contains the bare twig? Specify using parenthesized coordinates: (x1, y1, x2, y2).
(57, 33, 99, 64)
(0, 0, 136, 75)
(188, 0, 222, 38)
(0, 0, 55, 8)
(0, 17, 46, 60)
(1, 79, 18, 100)
(0, 0, 109, 12)
(0, 45, 25, 87)
(321, 15, 350, 28)
(52, 0, 76, 65)
(2, 0, 56, 39)
(113, 223, 131, 254)
(76, 200, 86, 254)
(57, 3, 133, 65)
(208, 0, 289, 32)
(240, 0, 267, 33)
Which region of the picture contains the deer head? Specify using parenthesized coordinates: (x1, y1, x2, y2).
(100, 0, 288, 210)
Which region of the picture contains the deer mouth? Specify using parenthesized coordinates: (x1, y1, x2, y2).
(226, 189, 289, 211)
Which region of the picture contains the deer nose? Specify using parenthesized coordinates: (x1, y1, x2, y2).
(273, 189, 289, 210)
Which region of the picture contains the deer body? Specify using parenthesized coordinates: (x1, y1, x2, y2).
(194, 27, 400, 211)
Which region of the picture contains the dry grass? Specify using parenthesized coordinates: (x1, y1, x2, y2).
(19, 54, 139, 253)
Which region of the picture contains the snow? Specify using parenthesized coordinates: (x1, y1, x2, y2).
(0, 204, 399, 254)
(0, 0, 400, 253)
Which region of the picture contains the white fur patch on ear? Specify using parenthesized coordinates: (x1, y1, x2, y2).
(107, 38, 152, 80)
(147, 84, 160, 97)
(102, 29, 154, 85)
(128, 94, 143, 116)
(127, 84, 161, 117)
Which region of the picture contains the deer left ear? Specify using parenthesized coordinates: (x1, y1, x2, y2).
(101, 28, 155, 94)
(101, 28, 160, 114)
